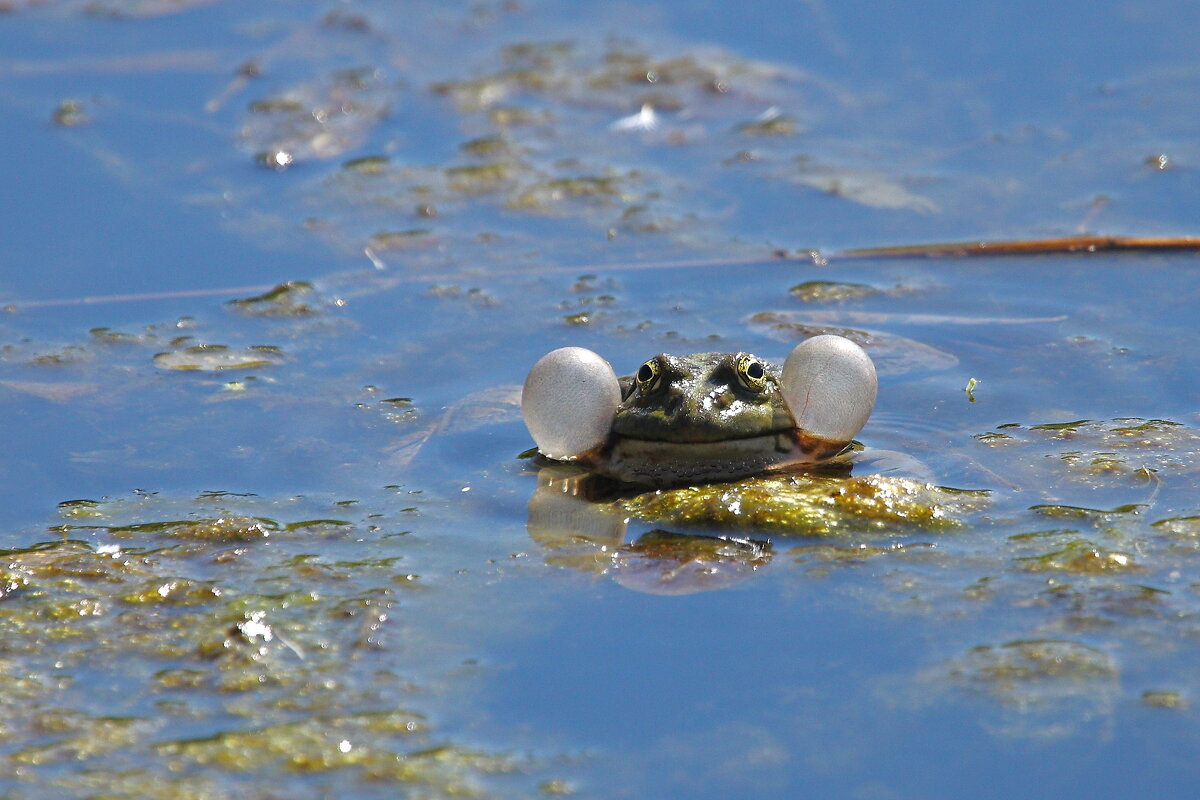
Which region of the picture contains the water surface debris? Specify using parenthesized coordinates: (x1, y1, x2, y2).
(841, 234, 1200, 259)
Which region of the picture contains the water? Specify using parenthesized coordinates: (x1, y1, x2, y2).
(1, 1, 1200, 797)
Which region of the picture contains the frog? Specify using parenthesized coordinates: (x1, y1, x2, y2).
(520, 334, 879, 487)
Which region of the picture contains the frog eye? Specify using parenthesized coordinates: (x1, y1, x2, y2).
(635, 359, 661, 392)
(736, 356, 769, 392)
(780, 335, 877, 445)
(522, 347, 621, 460)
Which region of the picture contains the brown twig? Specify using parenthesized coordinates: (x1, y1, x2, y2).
(9, 234, 1200, 312)
(839, 234, 1200, 259)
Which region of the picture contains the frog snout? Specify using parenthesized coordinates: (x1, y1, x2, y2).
(711, 389, 735, 411)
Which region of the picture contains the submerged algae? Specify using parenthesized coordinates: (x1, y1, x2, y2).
(227, 282, 320, 318)
(251, 28, 834, 264)
(1015, 538, 1140, 574)
(153, 344, 286, 372)
(0, 492, 567, 799)
(974, 418, 1200, 484)
(788, 280, 881, 304)
(957, 639, 1118, 687)
(921, 638, 1123, 739)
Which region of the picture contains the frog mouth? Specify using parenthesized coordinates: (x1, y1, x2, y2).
(598, 430, 849, 486)
(612, 428, 794, 445)
(598, 432, 796, 486)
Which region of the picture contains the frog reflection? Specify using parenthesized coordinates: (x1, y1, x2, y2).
(526, 463, 776, 595)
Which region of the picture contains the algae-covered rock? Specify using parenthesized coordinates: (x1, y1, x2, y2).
(617, 473, 986, 536)
(526, 463, 985, 595)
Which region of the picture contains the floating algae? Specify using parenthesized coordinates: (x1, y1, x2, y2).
(153, 344, 285, 371)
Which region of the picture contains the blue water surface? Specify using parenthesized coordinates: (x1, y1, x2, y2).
(2, 1, 1200, 798)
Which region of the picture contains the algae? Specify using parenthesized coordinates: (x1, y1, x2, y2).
(227, 282, 320, 317)
(51, 98, 89, 127)
(1142, 690, 1186, 709)
(788, 280, 880, 303)
(153, 344, 285, 371)
(0, 491, 557, 798)
(613, 473, 986, 536)
(8, 0, 1200, 790)
(974, 418, 1200, 487)
(1016, 538, 1140, 574)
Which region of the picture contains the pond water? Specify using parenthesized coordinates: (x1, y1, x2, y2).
(2, 1, 1200, 797)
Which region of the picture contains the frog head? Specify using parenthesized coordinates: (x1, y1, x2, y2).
(521, 335, 877, 486)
